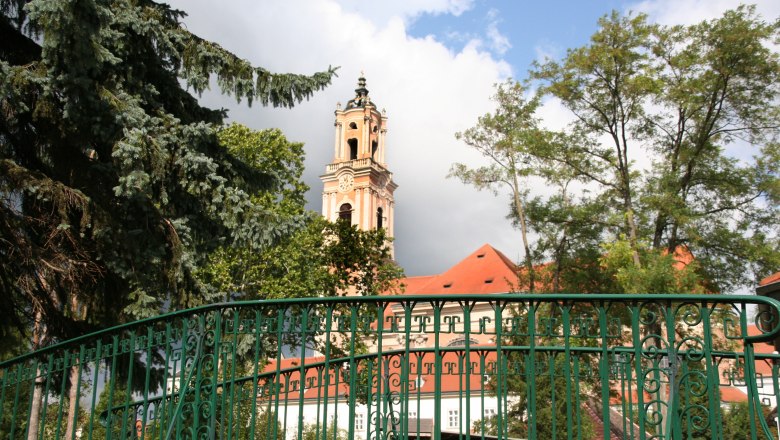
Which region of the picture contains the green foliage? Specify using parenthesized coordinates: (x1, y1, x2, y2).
(198, 216, 403, 300)
(460, 6, 779, 294)
(475, 353, 595, 439)
(720, 402, 772, 440)
(0, 0, 336, 347)
(600, 238, 705, 294)
(451, 80, 552, 291)
(295, 422, 348, 440)
(89, 382, 135, 440)
(217, 123, 308, 219)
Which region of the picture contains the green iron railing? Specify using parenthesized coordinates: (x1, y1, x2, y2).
(1, 294, 780, 440)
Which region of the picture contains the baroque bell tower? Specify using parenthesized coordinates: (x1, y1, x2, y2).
(321, 75, 397, 252)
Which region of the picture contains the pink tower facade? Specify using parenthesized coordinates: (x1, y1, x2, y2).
(320, 76, 397, 255)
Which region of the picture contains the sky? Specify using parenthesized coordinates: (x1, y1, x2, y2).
(166, 0, 779, 279)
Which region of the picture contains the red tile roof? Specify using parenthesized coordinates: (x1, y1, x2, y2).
(398, 244, 519, 295)
(760, 271, 780, 287)
(719, 386, 748, 403)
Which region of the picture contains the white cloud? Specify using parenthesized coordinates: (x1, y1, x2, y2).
(628, 0, 780, 25)
(533, 40, 561, 63)
(167, 0, 517, 276)
(485, 8, 511, 55)
(336, 0, 474, 27)
(486, 23, 511, 55)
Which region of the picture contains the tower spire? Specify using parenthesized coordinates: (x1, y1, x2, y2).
(347, 73, 371, 109)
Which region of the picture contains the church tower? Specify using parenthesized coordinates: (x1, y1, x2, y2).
(321, 75, 397, 253)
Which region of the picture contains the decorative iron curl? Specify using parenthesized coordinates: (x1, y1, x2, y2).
(754, 307, 777, 334)
(679, 403, 710, 434)
(674, 302, 703, 327)
(638, 301, 666, 326)
(643, 400, 666, 429)
(641, 367, 669, 394)
(675, 336, 705, 362)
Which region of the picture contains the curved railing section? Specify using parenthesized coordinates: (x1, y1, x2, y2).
(1, 294, 780, 440)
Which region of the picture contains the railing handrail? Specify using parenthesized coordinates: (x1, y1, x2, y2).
(3, 293, 779, 367)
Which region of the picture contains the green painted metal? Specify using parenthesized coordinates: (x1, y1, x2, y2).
(1, 294, 780, 440)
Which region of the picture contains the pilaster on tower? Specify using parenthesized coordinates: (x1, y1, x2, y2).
(320, 75, 397, 256)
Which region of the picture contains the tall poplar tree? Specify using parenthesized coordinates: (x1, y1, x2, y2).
(451, 81, 545, 292)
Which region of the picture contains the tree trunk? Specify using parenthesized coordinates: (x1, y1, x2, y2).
(511, 169, 535, 292)
(64, 294, 83, 439)
(64, 365, 80, 439)
(625, 205, 641, 268)
(27, 312, 46, 440)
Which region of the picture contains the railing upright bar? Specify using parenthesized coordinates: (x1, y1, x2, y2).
(631, 302, 647, 440)
(573, 355, 583, 440)
(562, 303, 573, 440)
(347, 304, 358, 440)
(524, 301, 535, 439)
(401, 301, 412, 440)
(741, 301, 768, 440)
(248, 309, 261, 440)
(296, 307, 308, 440)
(333, 360, 340, 440)
(433, 301, 442, 440)
(376, 301, 385, 440)
(224, 309, 239, 440)
(598, 300, 611, 440)
(463, 302, 472, 440)
(156, 321, 172, 440)
(701, 302, 721, 440)
(10, 362, 24, 439)
(272, 306, 285, 440)
(320, 304, 333, 440)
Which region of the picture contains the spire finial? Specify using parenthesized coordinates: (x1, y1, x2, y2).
(345, 71, 372, 109)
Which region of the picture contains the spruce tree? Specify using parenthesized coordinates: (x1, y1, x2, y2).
(0, 0, 337, 349)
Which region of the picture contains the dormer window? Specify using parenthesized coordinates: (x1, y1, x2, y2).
(485, 278, 494, 284)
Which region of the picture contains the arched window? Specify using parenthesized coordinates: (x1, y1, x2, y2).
(348, 138, 358, 160)
(339, 203, 352, 223)
(447, 337, 480, 347)
(371, 140, 378, 159)
(349, 122, 358, 129)
(376, 207, 383, 229)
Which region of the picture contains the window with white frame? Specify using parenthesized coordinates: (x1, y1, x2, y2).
(447, 410, 459, 428)
(408, 411, 417, 419)
(484, 408, 496, 418)
(355, 412, 365, 431)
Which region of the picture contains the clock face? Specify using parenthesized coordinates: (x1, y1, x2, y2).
(338, 174, 354, 193)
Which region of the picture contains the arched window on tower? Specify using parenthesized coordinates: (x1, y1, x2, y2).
(371, 140, 378, 160)
(339, 203, 352, 223)
(376, 207, 383, 229)
(348, 138, 358, 160)
(349, 122, 358, 129)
